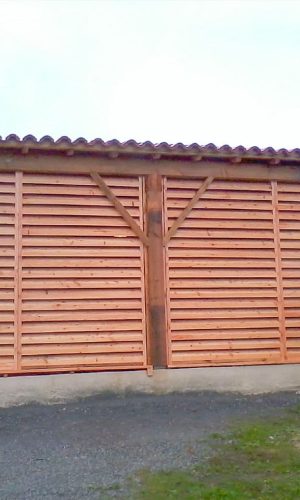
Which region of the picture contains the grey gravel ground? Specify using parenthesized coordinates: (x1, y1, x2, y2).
(0, 390, 299, 500)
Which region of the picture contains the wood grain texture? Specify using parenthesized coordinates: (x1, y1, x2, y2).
(0, 172, 148, 373)
(91, 172, 149, 246)
(164, 177, 282, 367)
(2, 152, 300, 183)
(277, 182, 300, 363)
(164, 176, 214, 244)
(145, 173, 167, 367)
(271, 181, 287, 361)
(2, 164, 300, 375)
(0, 172, 16, 370)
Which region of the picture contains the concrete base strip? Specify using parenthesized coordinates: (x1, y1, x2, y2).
(1, 364, 300, 408)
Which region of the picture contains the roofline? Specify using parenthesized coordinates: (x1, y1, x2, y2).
(1, 135, 300, 164)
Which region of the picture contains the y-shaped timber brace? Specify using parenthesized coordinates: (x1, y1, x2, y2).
(91, 172, 149, 246)
(164, 176, 214, 245)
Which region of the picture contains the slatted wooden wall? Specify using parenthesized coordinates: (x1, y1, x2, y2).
(0, 171, 147, 373)
(278, 182, 300, 363)
(1, 169, 300, 374)
(164, 177, 284, 367)
(0, 173, 16, 371)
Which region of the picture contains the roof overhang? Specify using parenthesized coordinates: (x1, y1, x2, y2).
(1, 135, 300, 166)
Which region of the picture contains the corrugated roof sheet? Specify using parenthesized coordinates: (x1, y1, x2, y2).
(0, 135, 300, 163)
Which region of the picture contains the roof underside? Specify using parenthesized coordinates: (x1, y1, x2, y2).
(1, 135, 300, 164)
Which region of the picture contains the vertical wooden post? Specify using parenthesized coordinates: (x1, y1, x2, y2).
(14, 171, 23, 371)
(272, 180, 287, 361)
(145, 172, 167, 367)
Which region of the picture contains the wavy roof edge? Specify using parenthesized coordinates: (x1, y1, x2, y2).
(1, 134, 300, 162)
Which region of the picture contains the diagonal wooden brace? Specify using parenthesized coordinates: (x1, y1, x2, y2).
(164, 176, 214, 245)
(91, 172, 149, 246)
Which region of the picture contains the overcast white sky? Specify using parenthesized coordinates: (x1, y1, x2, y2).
(0, 0, 300, 148)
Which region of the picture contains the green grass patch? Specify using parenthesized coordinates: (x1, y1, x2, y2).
(129, 405, 300, 499)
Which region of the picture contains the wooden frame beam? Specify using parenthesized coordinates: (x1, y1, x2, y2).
(271, 180, 287, 361)
(145, 173, 167, 367)
(164, 176, 214, 244)
(2, 153, 300, 182)
(91, 172, 149, 246)
(14, 171, 22, 371)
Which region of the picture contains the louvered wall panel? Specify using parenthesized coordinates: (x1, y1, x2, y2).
(164, 178, 282, 367)
(20, 173, 147, 371)
(278, 182, 300, 363)
(0, 173, 16, 371)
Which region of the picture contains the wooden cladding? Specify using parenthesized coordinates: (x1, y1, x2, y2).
(1, 167, 300, 375)
(164, 177, 300, 367)
(0, 172, 147, 373)
(0, 173, 16, 371)
(278, 182, 300, 362)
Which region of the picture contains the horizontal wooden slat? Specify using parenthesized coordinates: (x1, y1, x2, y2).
(170, 308, 278, 319)
(23, 226, 135, 237)
(0, 236, 15, 246)
(0, 185, 21, 194)
(281, 250, 300, 259)
(23, 215, 135, 227)
(169, 258, 276, 269)
(282, 270, 300, 278)
(23, 205, 141, 217)
(169, 269, 276, 278)
(167, 189, 271, 201)
(277, 183, 300, 193)
(171, 318, 279, 330)
(0, 334, 15, 344)
(170, 288, 277, 298)
(21, 353, 145, 368)
(0, 301, 14, 311)
(22, 288, 142, 299)
(0, 215, 15, 225)
(171, 351, 281, 364)
(22, 320, 143, 333)
(22, 249, 141, 259)
(168, 248, 275, 258)
(22, 299, 142, 311)
(172, 340, 280, 351)
(22, 257, 141, 268)
(169, 278, 276, 288)
(0, 173, 16, 183)
(23, 185, 139, 197)
(167, 179, 271, 191)
(168, 209, 273, 220)
(0, 280, 15, 289)
(22, 310, 143, 322)
(0, 346, 15, 355)
(0, 323, 14, 333)
(22, 278, 142, 289)
(22, 332, 144, 344)
(172, 229, 274, 239)
(0, 227, 14, 235)
(22, 342, 143, 355)
(23, 174, 140, 186)
(22, 278, 141, 290)
(0, 204, 15, 214)
(168, 238, 275, 249)
(170, 298, 278, 309)
(173, 219, 273, 230)
(23, 194, 140, 208)
(172, 329, 280, 340)
(22, 269, 142, 279)
(169, 200, 273, 211)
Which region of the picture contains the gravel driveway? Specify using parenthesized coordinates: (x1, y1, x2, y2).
(0, 391, 299, 499)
